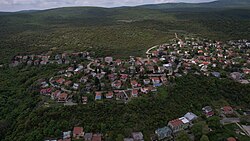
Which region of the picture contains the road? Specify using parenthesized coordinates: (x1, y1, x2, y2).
(87, 61, 95, 71)
(220, 118, 240, 124)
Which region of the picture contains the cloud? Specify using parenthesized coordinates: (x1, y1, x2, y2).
(0, 0, 215, 12)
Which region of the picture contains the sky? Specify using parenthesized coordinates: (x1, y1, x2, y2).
(0, 0, 215, 12)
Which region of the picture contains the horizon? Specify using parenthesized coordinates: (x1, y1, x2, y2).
(0, 0, 215, 12)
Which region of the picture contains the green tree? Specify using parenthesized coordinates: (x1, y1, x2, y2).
(200, 135, 210, 141)
(207, 116, 221, 130)
(176, 131, 191, 141)
(115, 134, 124, 141)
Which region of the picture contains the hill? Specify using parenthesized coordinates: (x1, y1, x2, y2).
(139, 0, 250, 10)
(0, 2, 250, 141)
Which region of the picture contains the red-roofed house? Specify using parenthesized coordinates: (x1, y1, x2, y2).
(58, 93, 68, 103)
(92, 134, 102, 141)
(227, 137, 236, 141)
(116, 59, 122, 66)
(51, 90, 61, 100)
(120, 74, 128, 82)
(112, 80, 122, 89)
(56, 78, 65, 85)
(243, 68, 250, 74)
(73, 127, 84, 139)
(168, 117, 189, 133)
(40, 88, 52, 95)
(131, 89, 138, 97)
(131, 80, 138, 88)
(221, 106, 234, 115)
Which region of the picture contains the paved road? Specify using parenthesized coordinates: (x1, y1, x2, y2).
(87, 62, 95, 71)
(220, 118, 240, 124)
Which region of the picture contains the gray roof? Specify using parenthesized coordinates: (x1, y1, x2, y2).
(132, 132, 143, 140)
(124, 138, 134, 141)
(155, 126, 172, 140)
(184, 112, 198, 121)
(84, 133, 93, 139)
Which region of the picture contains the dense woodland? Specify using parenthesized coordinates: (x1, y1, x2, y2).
(0, 1, 250, 141)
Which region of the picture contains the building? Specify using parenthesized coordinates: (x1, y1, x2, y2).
(155, 126, 172, 140)
(95, 92, 102, 100)
(132, 132, 144, 141)
(202, 106, 214, 117)
(168, 117, 190, 133)
(184, 112, 198, 122)
(221, 106, 234, 115)
(84, 133, 93, 141)
(58, 93, 68, 103)
(73, 127, 84, 139)
(92, 134, 102, 141)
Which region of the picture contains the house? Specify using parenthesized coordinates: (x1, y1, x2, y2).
(73, 83, 79, 90)
(56, 78, 66, 85)
(160, 76, 167, 84)
(63, 131, 71, 139)
(73, 127, 84, 139)
(140, 87, 149, 94)
(230, 72, 242, 80)
(211, 72, 221, 78)
(92, 134, 102, 141)
(131, 80, 138, 88)
(112, 80, 122, 89)
(168, 117, 190, 133)
(51, 90, 61, 100)
(151, 77, 162, 87)
(84, 133, 93, 141)
(67, 67, 74, 72)
(82, 97, 88, 104)
(103, 91, 112, 99)
(155, 126, 172, 140)
(95, 92, 102, 100)
(108, 74, 117, 81)
(120, 74, 128, 82)
(227, 137, 237, 141)
(131, 89, 138, 97)
(40, 88, 52, 95)
(132, 132, 144, 141)
(58, 93, 68, 103)
(116, 59, 122, 66)
(221, 106, 234, 115)
(124, 138, 134, 141)
(202, 106, 214, 117)
(143, 79, 151, 85)
(242, 68, 250, 74)
(64, 81, 72, 87)
(105, 57, 113, 64)
(184, 112, 198, 122)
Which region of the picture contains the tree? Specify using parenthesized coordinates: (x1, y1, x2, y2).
(200, 135, 210, 141)
(207, 116, 221, 130)
(176, 131, 191, 141)
(115, 134, 124, 141)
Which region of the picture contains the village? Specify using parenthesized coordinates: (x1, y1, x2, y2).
(9, 35, 250, 141)
(11, 36, 249, 106)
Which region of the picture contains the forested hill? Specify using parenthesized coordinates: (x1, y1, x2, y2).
(139, 0, 250, 9)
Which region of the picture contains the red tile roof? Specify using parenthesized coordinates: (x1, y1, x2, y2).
(227, 137, 236, 141)
(73, 127, 83, 135)
(169, 119, 183, 127)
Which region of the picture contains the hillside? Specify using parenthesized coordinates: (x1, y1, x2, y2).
(139, 0, 250, 9)
(0, 1, 250, 141)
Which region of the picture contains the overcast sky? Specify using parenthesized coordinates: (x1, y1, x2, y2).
(0, 0, 215, 12)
